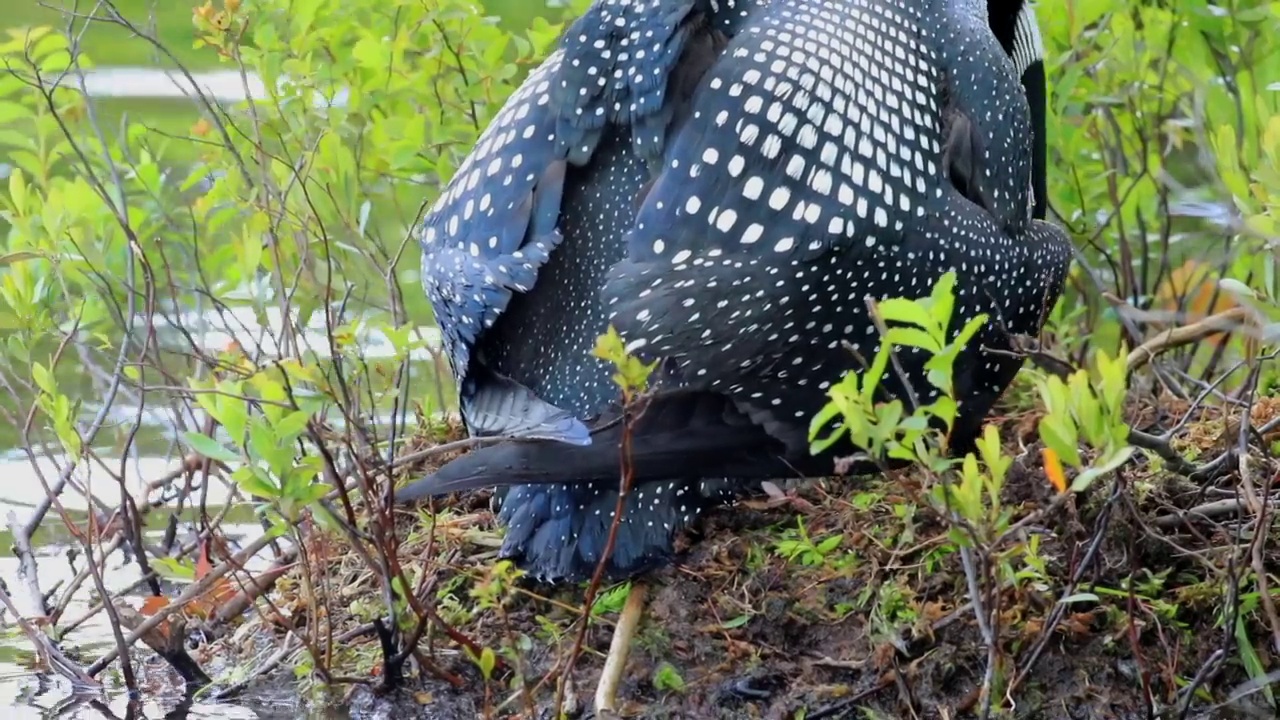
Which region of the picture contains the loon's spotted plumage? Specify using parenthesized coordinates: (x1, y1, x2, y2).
(404, 0, 1072, 583)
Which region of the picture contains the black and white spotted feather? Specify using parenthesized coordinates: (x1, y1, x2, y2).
(406, 0, 1069, 584)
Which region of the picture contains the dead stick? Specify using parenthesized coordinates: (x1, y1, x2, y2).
(0, 581, 100, 690)
(1152, 498, 1276, 529)
(215, 547, 299, 623)
(595, 581, 648, 713)
(1125, 307, 1252, 375)
(1239, 453, 1280, 655)
(7, 511, 49, 617)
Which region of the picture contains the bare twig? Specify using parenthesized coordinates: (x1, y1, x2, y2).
(0, 581, 100, 691)
(1009, 478, 1122, 694)
(552, 394, 642, 715)
(1125, 307, 1254, 375)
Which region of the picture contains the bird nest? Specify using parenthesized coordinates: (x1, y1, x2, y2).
(196, 387, 1278, 720)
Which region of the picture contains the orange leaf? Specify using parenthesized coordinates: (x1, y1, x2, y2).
(209, 577, 238, 606)
(1153, 260, 1241, 348)
(195, 540, 214, 580)
(140, 595, 171, 616)
(1043, 447, 1067, 494)
(185, 578, 237, 621)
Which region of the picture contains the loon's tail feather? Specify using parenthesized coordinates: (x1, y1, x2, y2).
(461, 368, 592, 446)
(493, 476, 744, 583)
(396, 390, 808, 503)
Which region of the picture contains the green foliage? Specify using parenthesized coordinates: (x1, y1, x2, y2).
(1033, 350, 1134, 493)
(0, 0, 580, 505)
(808, 272, 986, 469)
(936, 425, 1014, 545)
(810, 273, 1136, 531)
(466, 645, 498, 681)
(10, 0, 213, 69)
(590, 581, 632, 616)
(1039, 0, 1280, 367)
(652, 661, 685, 693)
(773, 517, 845, 568)
(594, 326, 658, 400)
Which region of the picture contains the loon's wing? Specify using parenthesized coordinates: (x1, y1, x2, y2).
(555, 0, 722, 169)
(394, 389, 802, 501)
(420, 54, 586, 444)
(943, 110, 993, 219)
(393, 186, 1072, 497)
(419, 0, 724, 446)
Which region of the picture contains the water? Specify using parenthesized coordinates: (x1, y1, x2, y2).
(0, 456, 283, 717)
(0, 300, 450, 718)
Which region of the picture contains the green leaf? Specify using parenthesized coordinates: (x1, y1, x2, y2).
(150, 557, 196, 582)
(883, 326, 940, 353)
(8, 167, 27, 213)
(1038, 416, 1082, 468)
(232, 465, 279, 500)
(929, 271, 958, 317)
(183, 431, 240, 464)
(653, 661, 686, 692)
(275, 410, 312, 442)
(218, 394, 249, 444)
(1069, 446, 1135, 493)
(0, 251, 41, 267)
(247, 416, 280, 467)
(876, 297, 935, 331)
(478, 647, 496, 680)
(1236, 616, 1276, 705)
(953, 315, 989, 350)
(1217, 277, 1255, 299)
(31, 362, 54, 395)
(811, 400, 847, 441)
(816, 534, 843, 554)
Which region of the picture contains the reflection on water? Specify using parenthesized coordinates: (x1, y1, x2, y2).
(0, 453, 286, 717)
(150, 305, 443, 363)
(3, 675, 281, 718)
(0, 295, 453, 717)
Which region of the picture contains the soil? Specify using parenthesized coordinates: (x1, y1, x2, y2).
(186, 398, 1280, 720)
